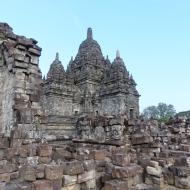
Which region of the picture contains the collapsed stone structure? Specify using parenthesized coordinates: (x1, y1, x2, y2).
(0, 22, 190, 190)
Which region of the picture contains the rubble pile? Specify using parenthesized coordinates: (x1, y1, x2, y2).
(130, 117, 190, 189)
(0, 115, 189, 190)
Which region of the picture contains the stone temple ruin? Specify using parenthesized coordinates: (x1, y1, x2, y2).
(42, 27, 139, 139)
(0, 22, 190, 190)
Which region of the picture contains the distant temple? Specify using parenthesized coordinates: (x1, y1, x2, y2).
(43, 28, 140, 118)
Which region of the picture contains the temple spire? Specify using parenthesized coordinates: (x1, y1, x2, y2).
(69, 56, 73, 65)
(55, 52, 59, 61)
(87, 28, 93, 40)
(116, 50, 120, 58)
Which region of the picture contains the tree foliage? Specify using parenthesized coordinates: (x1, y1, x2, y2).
(142, 103, 176, 122)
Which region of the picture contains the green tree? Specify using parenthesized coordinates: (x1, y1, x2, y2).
(142, 103, 176, 123)
(142, 105, 158, 119)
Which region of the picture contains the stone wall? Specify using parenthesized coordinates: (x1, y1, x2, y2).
(43, 95, 73, 116)
(0, 66, 14, 136)
(126, 93, 139, 119)
(0, 128, 142, 190)
(0, 22, 43, 137)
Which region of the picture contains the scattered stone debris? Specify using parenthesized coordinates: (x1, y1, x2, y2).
(0, 22, 190, 190)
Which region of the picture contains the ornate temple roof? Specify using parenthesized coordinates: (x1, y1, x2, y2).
(112, 50, 126, 67)
(45, 28, 139, 98)
(47, 53, 65, 82)
(110, 50, 129, 79)
(74, 28, 104, 62)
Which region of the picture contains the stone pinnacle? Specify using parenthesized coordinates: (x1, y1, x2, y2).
(87, 27, 93, 40)
(55, 52, 59, 61)
(116, 50, 120, 58)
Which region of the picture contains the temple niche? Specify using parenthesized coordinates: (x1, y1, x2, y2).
(43, 28, 140, 120)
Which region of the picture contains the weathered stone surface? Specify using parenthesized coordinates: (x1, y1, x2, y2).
(112, 164, 143, 179)
(82, 179, 96, 189)
(77, 170, 95, 183)
(38, 156, 52, 164)
(83, 159, 95, 171)
(95, 160, 106, 172)
(19, 165, 36, 182)
(52, 179, 62, 190)
(53, 148, 72, 161)
(132, 133, 153, 145)
(175, 176, 190, 189)
(63, 175, 77, 186)
(0, 162, 17, 174)
(0, 22, 42, 138)
(0, 173, 10, 182)
(91, 149, 107, 160)
(35, 164, 45, 179)
(128, 174, 143, 187)
(0, 150, 5, 160)
(28, 47, 41, 56)
(146, 166, 162, 177)
(180, 144, 190, 152)
(131, 183, 155, 190)
(45, 165, 63, 180)
(0, 182, 5, 190)
(112, 153, 131, 166)
(0, 138, 9, 148)
(10, 171, 19, 180)
(145, 174, 164, 188)
(174, 156, 190, 167)
(27, 156, 39, 166)
(19, 145, 37, 158)
(37, 144, 52, 157)
(33, 180, 53, 190)
(103, 180, 128, 190)
(61, 184, 80, 190)
(6, 181, 35, 190)
(63, 161, 84, 175)
(163, 169, 175, 185)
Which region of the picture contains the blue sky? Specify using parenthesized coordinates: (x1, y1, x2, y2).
(1, 0, 190, 112)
